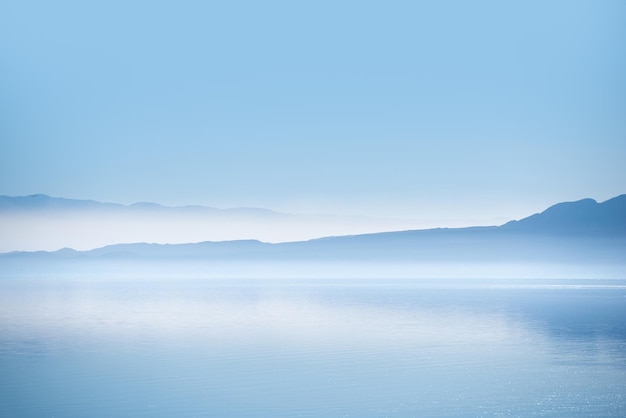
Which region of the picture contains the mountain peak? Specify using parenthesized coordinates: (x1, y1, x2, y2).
(501, 195, 626, 235)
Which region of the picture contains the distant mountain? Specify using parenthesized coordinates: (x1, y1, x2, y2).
(500, 194, 626, 236)
(0, 194, 423, 251)
(0, 194, 119, 211)
(0, 194, 281, 217)
(2, 195, 625, 267)
(289, 195, 626, 262)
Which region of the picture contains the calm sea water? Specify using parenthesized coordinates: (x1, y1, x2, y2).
(1, 277, 625, 417)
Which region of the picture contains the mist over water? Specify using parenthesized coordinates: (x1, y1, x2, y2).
(1, 195, 625, 416)
(0, 208, 428, 252)
(1, 277, 625, 417)
(2, 257, 626, 281)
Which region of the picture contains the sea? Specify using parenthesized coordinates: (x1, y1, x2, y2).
(1, 277, 625, 417)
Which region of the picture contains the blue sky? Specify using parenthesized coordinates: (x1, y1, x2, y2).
(1, 0, 625, 224)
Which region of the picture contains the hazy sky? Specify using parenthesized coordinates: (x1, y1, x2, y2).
(1, 0, 625, 225)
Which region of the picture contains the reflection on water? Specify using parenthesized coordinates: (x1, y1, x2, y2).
(1, 278, 625, 417)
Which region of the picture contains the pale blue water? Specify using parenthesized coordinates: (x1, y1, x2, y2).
(1, 278, 625, 417)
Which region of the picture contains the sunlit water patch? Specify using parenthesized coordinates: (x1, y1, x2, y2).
(1, 278, 625, 417)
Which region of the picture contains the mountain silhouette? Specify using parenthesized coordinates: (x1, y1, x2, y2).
(0, 193, 277, 216)
(500, 194, 626, 236)
(0, 194, 425, 251)
(2, 195, 624, 267)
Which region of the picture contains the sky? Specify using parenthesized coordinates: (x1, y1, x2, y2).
(1, 0, 625, 226)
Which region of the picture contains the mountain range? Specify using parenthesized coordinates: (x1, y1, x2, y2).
(2, 195, 625, 271)
(0, 194, 280, 216)
(0, 194, 428, 252)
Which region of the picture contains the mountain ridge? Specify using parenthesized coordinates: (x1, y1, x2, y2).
(501, 194, 626, 235)
(0, 194, 427, 250)
(2, 194, 625, 264)
(0, 193, 287, 216)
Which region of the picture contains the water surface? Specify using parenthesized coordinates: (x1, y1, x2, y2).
(1, 278, 625, 417)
